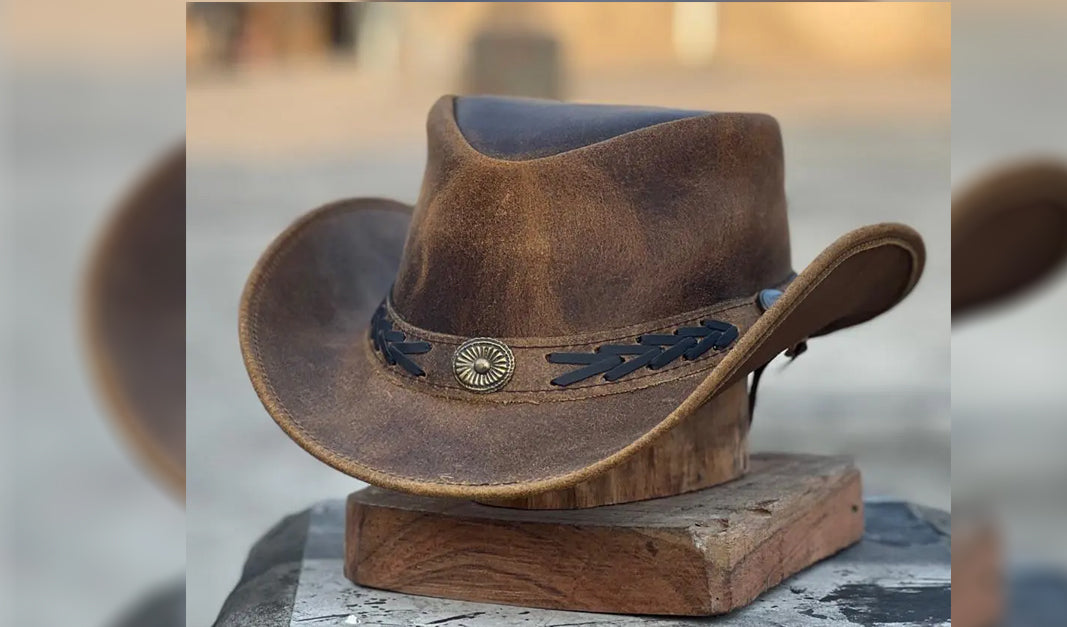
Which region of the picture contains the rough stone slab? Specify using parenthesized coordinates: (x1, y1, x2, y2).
(214, 498, 954, 626)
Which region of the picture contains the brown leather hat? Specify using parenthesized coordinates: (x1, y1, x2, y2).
(240, 96, 925, 499)
(953, 160, 1067, 316)
(85, 143, 186, 494)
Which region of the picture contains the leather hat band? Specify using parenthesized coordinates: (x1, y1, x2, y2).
(368, 288, 784, 402)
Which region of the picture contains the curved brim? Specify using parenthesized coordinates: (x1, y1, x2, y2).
(241, 199, 924, 499)
(952, 160, 1067, 316)
(85, 143, 186, 494)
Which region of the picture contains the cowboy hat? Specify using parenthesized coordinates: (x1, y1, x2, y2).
(953, 159, 1067, 316)
(85, 143, 186, 493)
(240, 95, 925, 499)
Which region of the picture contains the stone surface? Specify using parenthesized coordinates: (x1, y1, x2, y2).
(214, 498, 952, 626)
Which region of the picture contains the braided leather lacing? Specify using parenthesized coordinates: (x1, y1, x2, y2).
(546, 319, 739, 386)
(370, 303, 431, 376)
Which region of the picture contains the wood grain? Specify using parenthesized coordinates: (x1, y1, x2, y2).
(345, 453, 864, 616)
(482, 380, 750, 509)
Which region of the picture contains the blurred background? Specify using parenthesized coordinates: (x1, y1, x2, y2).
(952, 0, 1067, 588)
(186, 3, 950, 625)
(1, 26, 11, 627)
(7, 1, 185, 626)
(6, 0, 1067, 625)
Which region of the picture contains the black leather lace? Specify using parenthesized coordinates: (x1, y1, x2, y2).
(546, 319, 739, 386)
(370, 303, 431, 376)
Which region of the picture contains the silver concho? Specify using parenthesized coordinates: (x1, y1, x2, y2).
(452, 337, 515, 393)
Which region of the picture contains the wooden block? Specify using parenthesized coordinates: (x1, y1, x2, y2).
(345, 453, 863, 616)
(482, 380, 749, 509)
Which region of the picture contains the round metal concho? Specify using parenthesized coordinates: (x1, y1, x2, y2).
(452, 337, 515, 393)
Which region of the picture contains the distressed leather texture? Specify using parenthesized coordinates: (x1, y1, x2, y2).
(952, 160, 1067, 316)
(240, 96, 926, 498)
(393, 96, 793, 338)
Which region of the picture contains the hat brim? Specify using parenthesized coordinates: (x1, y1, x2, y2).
(952, 160, 1067, 316)
(240, 199, 924, 499)
(85, 143, 186, 494)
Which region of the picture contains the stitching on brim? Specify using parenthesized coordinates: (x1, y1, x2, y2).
(674, 232, 923, 419)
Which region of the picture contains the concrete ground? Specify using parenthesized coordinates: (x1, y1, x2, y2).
(187, 65, 949, 625)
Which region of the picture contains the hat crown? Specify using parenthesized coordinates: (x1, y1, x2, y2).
(392, 96, 793, 338)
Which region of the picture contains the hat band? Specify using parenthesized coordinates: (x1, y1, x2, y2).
(368, 287, 785, 402)
(544, 319, 739, 387)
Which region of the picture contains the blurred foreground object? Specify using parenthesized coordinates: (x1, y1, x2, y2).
(952, 518, 1003, 627)
(111, 579, 185, 627)
(952, 160, 1067, 316)
(84, 144, 186, 495)
(951, 159, 1067, 627)
(85, 145, 187, 627)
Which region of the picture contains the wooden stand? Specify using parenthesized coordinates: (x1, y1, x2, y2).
(345, 453, 864, 616)
(483, 380, 750, 509)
